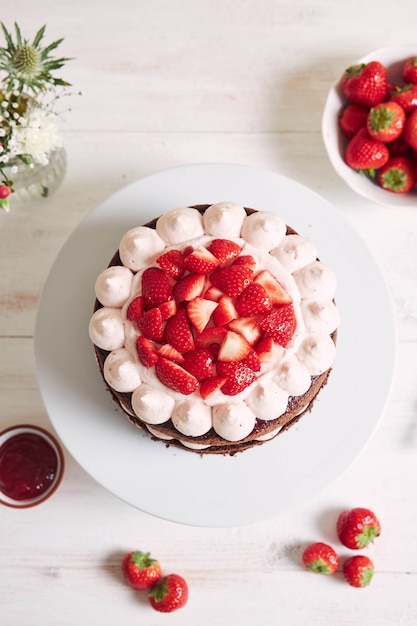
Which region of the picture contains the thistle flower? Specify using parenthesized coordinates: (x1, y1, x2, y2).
(0, 22, 72, 95)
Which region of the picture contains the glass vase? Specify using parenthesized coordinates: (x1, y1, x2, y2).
(3, 146, 67, 202)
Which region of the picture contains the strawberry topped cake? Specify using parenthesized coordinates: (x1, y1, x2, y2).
(89, 203, 339, 454)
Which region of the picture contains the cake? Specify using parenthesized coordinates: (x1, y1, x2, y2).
(88, 202, 340, 455)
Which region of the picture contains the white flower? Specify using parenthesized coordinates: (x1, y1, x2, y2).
(7, 106, 63, 166)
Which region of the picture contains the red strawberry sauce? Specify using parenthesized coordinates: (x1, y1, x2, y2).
(0, 432, 58, 501)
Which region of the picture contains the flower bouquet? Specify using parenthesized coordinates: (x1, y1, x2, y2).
(0, 22, 76, 210)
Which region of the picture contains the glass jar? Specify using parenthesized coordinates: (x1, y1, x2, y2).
(2, 145, 67, 202)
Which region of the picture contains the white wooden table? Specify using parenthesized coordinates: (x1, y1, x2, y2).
(1, 2, 416, 624)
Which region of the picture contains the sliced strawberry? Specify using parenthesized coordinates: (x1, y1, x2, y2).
(187, 297, 218, 333)
(213, 296, 238, 326)
(141, 267, 173, 309)
(199, 376, 227, 400)
(260, 304, 296, 347)
(235, 282, 272, 317)
(254, 270, 292, 306)
(219, 363, 256, 396)
(233, 255, 257, 271)
(158, 300, 177, 321)
(203, 286, 223, 302)
(136, 336, 158, 368)
(210, 265, 253, 298)
(194, 326, 227, 356)
(155, 358, 199, 395)
(138, 307, 164, 342)
(126, 296, 144, 321)
(182, 348, 213, 381)
(217, 330, 252, 362)
(228, 316, 263, 346)
(155, 249, 185, 280)
(255, 336, 275, 363)
(207, 239, 242, 263)
(164, 309, 194, 353)
(183, 247, 220, 273)
(173, 273, 205, 302)
(157, 343, 184, 363)
(242, 350, 261, 372)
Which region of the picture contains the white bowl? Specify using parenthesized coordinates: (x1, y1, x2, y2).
(0, 424, 64, 508)
(322, 46, 417, 207)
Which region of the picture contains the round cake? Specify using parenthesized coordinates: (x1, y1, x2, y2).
(89, 202, 340, 455)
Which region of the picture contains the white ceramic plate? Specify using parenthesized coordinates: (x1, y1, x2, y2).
(322, 45, 417, 207)
(34, 163, 397, 527)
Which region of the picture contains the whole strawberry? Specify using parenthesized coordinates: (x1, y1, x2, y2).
(403, 108, 417, 151)
(122, 550, 162, 590)
(344, 127, 389, 172)
(378, 156, 417, 193)
(302, 542, 339, 575)
(366, 101, 405, 143)
(389, 83, 417, 113)
(343, 555, 374, 588)
(148, 573, 189, 612)
(337, 507, 381, 549)
(341, 61, 387, 107)
(402, 57, 417, 85)
(339, 103, 369, 139)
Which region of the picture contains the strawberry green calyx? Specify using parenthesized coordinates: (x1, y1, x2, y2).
(149, 576, 170, 602)
(355, 524, 380, 549)
(359, 564, 374, 587)
(345, 63, 366, 79)
(130, 550, 158, 569)
(307, 558, 334, 575)
(368, 106, 396, 132)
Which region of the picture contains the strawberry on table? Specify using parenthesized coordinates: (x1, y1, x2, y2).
(378, 156, 417, 193)
(344, 127, 390, 172)
(122, 550, 162, 590)
(337, 507, 381, 549)
(366, 101, 405, 143)
(343, 555, 374, 588)
(339, 103, 369, 139)
(148, 573, 188, 613)
(341, 60, 387, 107)
(302, 542, 339, 575)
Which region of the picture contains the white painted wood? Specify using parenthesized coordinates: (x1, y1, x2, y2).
(1, 1, 417, 624)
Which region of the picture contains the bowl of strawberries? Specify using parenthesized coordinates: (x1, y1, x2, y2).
(322, 46, 417, 206)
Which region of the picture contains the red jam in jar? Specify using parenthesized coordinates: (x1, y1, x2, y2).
(0, 432, 58, 501)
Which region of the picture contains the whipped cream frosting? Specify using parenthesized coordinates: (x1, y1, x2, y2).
(89, 203, 339, 445)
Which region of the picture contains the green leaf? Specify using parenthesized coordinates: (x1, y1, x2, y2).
(32, 24, 46, 48)
(1, 23, 16, 53)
